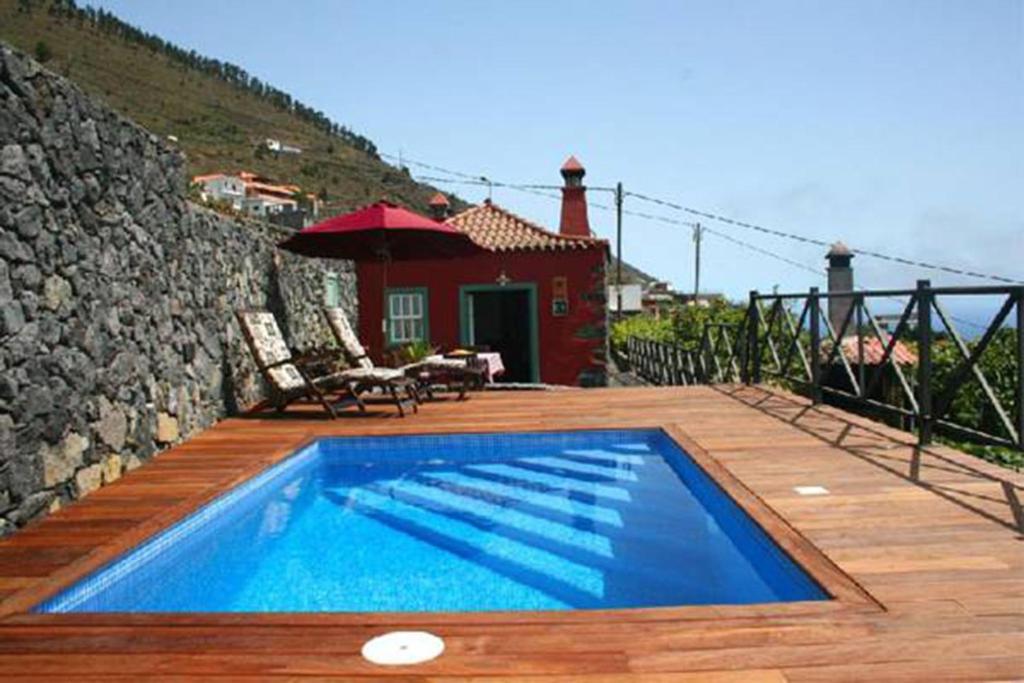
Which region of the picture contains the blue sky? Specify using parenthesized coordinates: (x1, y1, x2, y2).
(94, 0, 1021, 312)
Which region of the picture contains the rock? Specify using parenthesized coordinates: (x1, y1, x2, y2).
(18, 384, 52, 420)
(14, 204, 43, 239)
(74, 463, 103, 496)
(0, 414, 14, 462)
(0, 300, 25, 336)
(6, 491, 55, 526)
(41, 431, 89, 487)
(101, 454, 122, 484)
(95, 397, 127, 451)
(155, 412, 179, 443)
(42, 275, 72, 311)
(0, 259, 11, 300)
(48, 497, 62, 513)
(0, 373, 17, 402)
(38, 316, 61, 346)
(0, 144, 31, 181)
(0, 229, 33, 262)
(12, 263, 41, 288)
(124, 453, 143, 472)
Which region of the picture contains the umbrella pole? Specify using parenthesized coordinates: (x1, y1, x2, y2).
(380, 248, 390, 337)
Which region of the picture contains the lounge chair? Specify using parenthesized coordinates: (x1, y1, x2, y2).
(237, 311, 417, 418)
(323, 307, 484, 400)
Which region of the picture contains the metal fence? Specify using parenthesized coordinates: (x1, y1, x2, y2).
(625, 281, 1024, 451)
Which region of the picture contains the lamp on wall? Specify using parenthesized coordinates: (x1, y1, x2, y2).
(495, 270, 511, 286)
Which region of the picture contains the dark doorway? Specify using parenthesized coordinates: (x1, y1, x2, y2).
(465, 288, 536, 383)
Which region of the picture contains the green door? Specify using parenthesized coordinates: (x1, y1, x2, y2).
(459, 284, 540, 383)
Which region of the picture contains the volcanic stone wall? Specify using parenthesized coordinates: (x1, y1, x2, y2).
(0, 44, 354, 535)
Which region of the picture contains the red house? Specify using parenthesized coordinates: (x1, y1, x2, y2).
(356, 157, 609, 386)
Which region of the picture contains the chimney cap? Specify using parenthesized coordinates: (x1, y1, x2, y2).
(560, 155, 586, 176)
(428, 192, 450, 207)
(827, 241, 853, 258)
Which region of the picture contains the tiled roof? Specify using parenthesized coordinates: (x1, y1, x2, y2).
(832, 336, 918, 366)
(447, 201, 606, 252)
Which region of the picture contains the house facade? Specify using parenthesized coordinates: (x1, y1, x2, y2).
(192, 171, 320, 225)
(356, 158, 609, 386)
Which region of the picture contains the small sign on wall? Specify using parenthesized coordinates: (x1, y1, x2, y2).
(552, 276, 569, 316)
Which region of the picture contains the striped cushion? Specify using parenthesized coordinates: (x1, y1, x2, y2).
(267, 364, 306, 391)
(339, 367, 405, 382)
(325, 307, 373, 369)
(239, 312, 292, 367)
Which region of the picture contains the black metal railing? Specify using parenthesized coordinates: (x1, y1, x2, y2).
(626, 322, 742, 387)
(624, 281, 1023, 451)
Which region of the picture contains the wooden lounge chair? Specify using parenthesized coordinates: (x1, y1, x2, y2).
(237, 311, 417, 418)
(323, 307, 484, 400)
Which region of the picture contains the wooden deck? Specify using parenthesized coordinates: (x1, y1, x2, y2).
(0, 385, 1021, 681)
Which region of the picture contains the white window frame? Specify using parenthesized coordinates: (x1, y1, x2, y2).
(387, 289, 427, 345)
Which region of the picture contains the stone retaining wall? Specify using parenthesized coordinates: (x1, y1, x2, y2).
(0, 44, 355, 535)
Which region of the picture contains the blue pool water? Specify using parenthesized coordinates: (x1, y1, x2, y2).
(36, 429, 827, 613)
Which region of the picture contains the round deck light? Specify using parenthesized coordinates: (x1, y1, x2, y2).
(361, 631, 445, 666)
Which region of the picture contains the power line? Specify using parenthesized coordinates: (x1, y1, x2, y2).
(624, 191, 1022, 285)
(702, 227, 827, 279)
(389, 151, 1021, 286)
(411, 174, 563, 201)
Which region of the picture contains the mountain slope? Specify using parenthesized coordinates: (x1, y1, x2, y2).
(0, 0, 461, 214)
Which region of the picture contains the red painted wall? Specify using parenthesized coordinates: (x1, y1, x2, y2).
(356, 248, 607, 386)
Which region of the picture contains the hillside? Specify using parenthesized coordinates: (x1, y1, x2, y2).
(0, 0, 463, 215)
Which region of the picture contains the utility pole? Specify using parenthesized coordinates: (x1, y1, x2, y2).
(615, 182, 623, 318)
(693, 222, 703, 301)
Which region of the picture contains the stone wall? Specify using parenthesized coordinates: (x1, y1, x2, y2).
(0, 44, 355, 536)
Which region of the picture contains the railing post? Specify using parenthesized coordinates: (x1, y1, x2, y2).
(748, 290, 760, 384)
(1016, 286, 1024, 450)
(856, 294, 866, 398)
(700, 326, 711, 384)
(738, 319, 749, 384)
(917, 279, 933, 446)
(809, 287, 822, 404)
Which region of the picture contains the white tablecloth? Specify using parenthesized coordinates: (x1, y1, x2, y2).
(425, 352, 505, 383)
(475, 352, 505, 382)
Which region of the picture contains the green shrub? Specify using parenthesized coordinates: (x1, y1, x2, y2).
(34, 39, 52, 63)
(391, 340, 436, 365)
(671, 298, 746, 350)
(610, 315, 674, 352)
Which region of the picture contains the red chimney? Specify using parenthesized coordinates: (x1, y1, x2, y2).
(559, 155, 590, 237)
(428, 192, 450, 221)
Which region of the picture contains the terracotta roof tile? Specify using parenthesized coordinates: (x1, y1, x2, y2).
(447, 201, 606, 253)
(832, 336, 918, 366)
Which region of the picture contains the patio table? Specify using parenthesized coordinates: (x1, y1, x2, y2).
(474, 352, 505, 383)
(427, 352, 505, 383)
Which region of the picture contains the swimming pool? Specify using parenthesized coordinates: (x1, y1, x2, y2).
(35, 429, 827, 613)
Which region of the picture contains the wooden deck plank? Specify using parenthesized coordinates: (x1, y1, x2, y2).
(0, 385, 1020, 679)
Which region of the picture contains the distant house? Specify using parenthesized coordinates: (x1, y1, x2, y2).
(191, 171, 319, 225)
(265, 138, 302, 155)
(192, 173, 247, 210)
(356, 157, 609, 386)
(607, 283, 643, 313)
(237, 172, 301, 217)
(634, 281, 721, 318)
(607, 257, 717, 317)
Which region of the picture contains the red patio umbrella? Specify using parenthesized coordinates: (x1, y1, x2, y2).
(278, 200, 481, 333)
